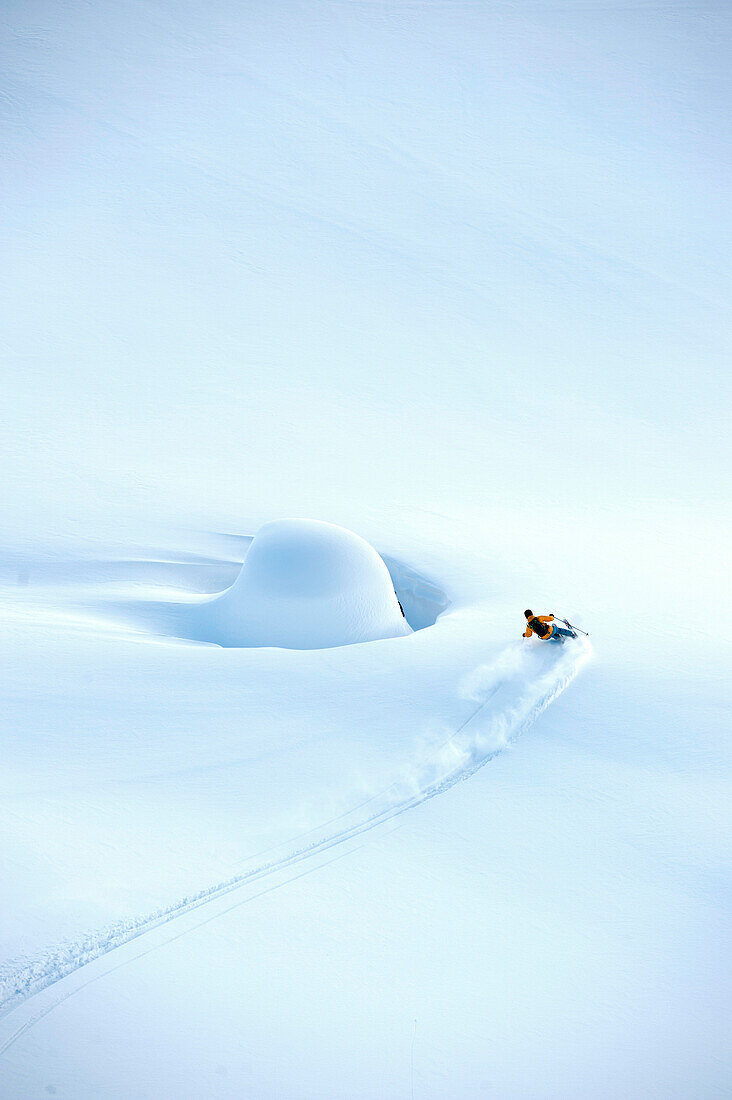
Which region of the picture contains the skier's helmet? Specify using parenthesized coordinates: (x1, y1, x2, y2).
(524, 609, 533, 618)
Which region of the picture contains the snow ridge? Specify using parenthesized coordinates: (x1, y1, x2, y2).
(0, 640, 588, 1030)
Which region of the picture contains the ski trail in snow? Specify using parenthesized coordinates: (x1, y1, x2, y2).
(0, 834, 387, 1060)
(0, 640, 589, 1037)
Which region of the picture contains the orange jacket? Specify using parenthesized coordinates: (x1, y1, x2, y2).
(524, 614, 554, 639)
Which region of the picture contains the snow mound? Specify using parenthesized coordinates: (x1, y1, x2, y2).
(196, 519, 412, 649)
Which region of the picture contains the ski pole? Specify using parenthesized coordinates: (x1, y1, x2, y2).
(561, 617, 589, 636)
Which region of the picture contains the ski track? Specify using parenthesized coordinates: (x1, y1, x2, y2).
(0, 641, 588, 1051)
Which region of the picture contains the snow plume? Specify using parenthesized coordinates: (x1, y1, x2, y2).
(390, 638, 591, 803)
(0, 641, 589, 1027)
(458, 642, 531, 704)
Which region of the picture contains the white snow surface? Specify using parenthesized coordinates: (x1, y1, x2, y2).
(193, 518, 412, 648)
(1, 1, 730, 1097)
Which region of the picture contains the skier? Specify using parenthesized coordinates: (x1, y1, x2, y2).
(523, 610, 576, 643)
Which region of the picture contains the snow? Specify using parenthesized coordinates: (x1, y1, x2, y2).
(192, 518, 412, 649)
(1, 0, 730, 1096)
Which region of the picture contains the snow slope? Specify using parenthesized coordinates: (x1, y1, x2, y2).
(1, 0, 730, 1096)
(0, 535, 587, 1007)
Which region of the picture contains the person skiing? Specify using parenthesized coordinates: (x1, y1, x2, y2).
(523, 610, 575, 643)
